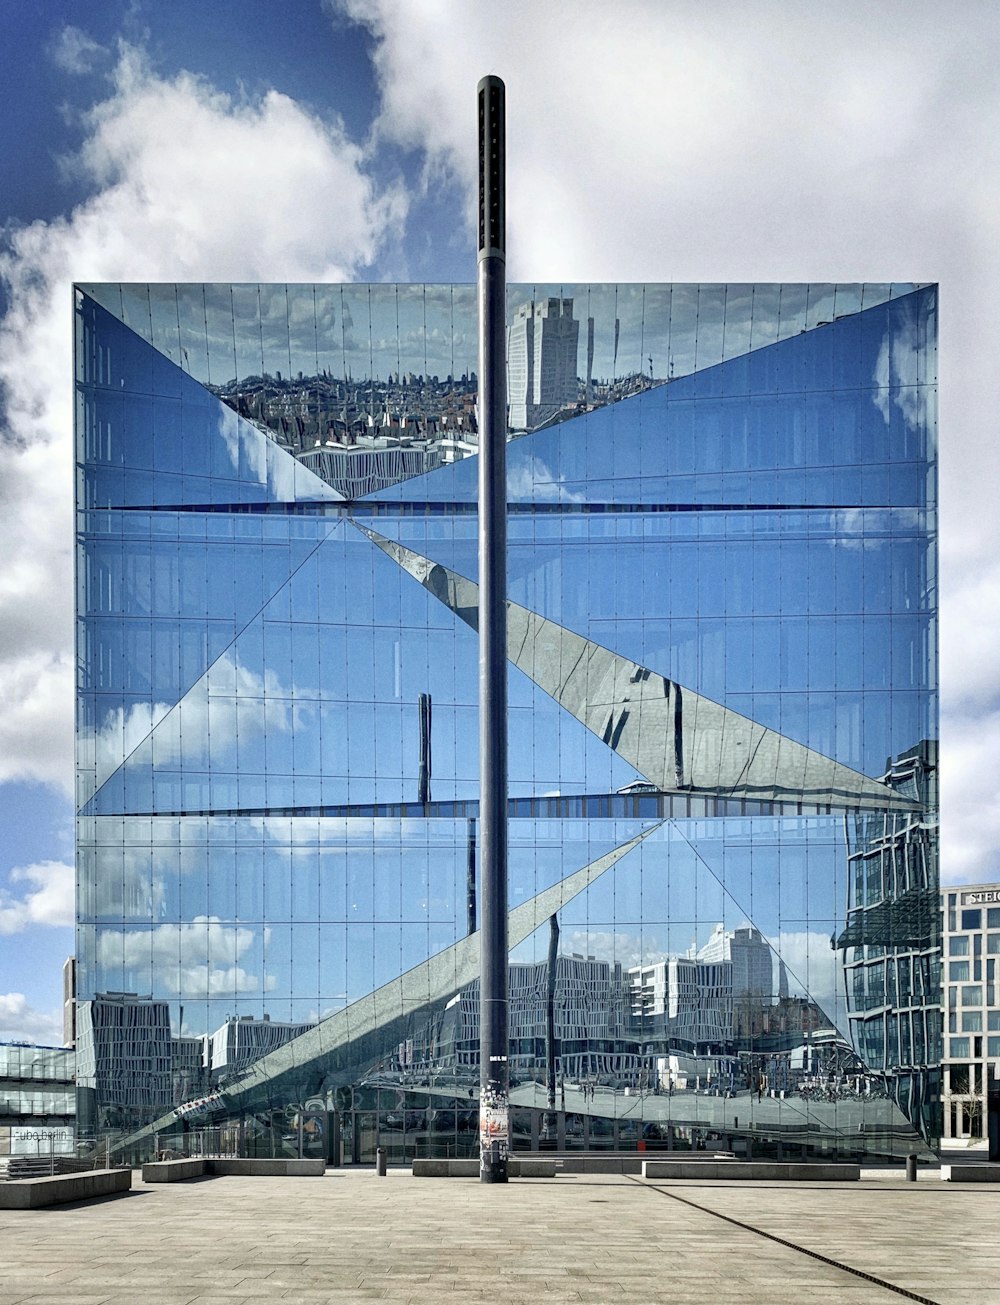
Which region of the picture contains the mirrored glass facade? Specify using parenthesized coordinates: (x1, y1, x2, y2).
(74, 282, 939, 1162)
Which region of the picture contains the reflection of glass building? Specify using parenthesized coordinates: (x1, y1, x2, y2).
(74, 281, 938, 1162)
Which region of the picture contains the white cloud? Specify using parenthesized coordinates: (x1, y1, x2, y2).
(49, 25, 106, 75)
(0, 992, 65, 1045)
(0, 861, 75, 934)
(0, 42, 406, 796)
(339, 0, 1000, 886)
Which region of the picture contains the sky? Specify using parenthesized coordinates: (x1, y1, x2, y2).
(1, 0, 998, 1044)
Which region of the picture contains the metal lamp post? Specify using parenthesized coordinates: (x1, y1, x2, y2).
(477, 73, 509, 1184)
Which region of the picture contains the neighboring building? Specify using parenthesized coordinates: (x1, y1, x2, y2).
(0, 1043, 76, 1159)
(63, 956, 76, 1048)
(941, 882, 1000, 1147)
(73, 281, 938, 1162)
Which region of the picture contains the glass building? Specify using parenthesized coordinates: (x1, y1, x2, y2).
(0, 1043, 76, 1162)
(74, 281, 939, 1162)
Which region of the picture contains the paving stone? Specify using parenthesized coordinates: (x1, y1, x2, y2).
(0, 1169, 990, 1303)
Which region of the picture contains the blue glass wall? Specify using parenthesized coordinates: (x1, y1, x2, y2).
(74, 282, 938, 1158)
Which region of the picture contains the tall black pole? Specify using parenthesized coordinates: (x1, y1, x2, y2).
(477, 73, 508, 1185)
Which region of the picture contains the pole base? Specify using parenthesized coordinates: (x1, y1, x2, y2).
(480, 1160, 508, 1184)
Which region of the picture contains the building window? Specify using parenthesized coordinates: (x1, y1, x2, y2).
(951, 1038, 971, 1058)
(949, 961, 970, 981)
(962, 1011, 983, 1033)
(962, 986, 983, 1006)
(988, 908, 1000, 928)
(988, 1037, 1000, 1057)
(950, 936, 970, 956)
(962, 909, 983, 931)
(987, 934, 1000, 954)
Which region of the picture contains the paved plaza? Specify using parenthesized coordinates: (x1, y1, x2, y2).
(0, 1168, 995, 1305)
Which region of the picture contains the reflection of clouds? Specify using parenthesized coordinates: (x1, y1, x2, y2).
(564, 929, 668, 969)
(86, 652, 295, 788)
(98, 914, 275, 997)
(829, 507, 888, 552)
(872, 298, 931, 432)
(88, 698, 173, 792)
(508, 453, 584, 503)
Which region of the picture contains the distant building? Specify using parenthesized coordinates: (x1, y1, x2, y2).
(507, 297, 580, 430)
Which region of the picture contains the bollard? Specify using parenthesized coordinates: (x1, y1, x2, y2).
(376, 1146, 387, 1177)
(905, 1152, 918, 1182)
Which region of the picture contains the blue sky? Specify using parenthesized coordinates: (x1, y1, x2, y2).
(2, 0, 999, 1042)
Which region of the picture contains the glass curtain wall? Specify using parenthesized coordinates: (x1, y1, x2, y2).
(74, 281, 938, 1161)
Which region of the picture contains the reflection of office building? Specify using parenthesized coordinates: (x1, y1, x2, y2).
(838, 742, 940, 1141)
(435, 957, 632, 1082)
(209, 1016, 315, 1084)
(941, 882, 1000, 1148)
(628, 955, 733, 1049)
(74, 281, 937, 1164)
(697, 924, 774, 1003)
(75, 995, 173, 1137)
(508, 297, 580, 430)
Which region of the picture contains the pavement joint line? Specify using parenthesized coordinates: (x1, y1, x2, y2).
(627, 1177, 943, 1305)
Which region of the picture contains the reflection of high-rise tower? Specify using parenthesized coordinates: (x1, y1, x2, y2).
(507, 298, 580, 430)
(698, 923, 774, 1003)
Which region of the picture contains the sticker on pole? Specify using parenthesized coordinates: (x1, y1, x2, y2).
(479, 1086, 509, 1156)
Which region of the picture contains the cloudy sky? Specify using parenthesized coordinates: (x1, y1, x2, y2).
(1, 0, 996, 1042)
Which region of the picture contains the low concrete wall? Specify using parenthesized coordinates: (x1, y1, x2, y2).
(207, 1159, 326, 1176)
(142, 1159, 207, 1182)
(411, 1158, 556, 1178)
(642, 1160, 860, 1181)
(0, 1168, 132, 1209)
(941, 1164, 1000, 1182)
(412, 1159, 479, 1177)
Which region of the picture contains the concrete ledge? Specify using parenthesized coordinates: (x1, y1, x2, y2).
(207, 1159, 326, 1176)
(642, 1160, 860, 1181)
(411, 1158, 556, 1178)
(941, 1164, 1000, 1182)
(0, 1168, 132, 1208)
(142, 1159, 207, 1182)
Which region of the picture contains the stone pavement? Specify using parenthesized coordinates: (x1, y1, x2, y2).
(0, 1168, 994, 1305)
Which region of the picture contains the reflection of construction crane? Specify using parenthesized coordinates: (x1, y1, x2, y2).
(648, 355, 653, 377)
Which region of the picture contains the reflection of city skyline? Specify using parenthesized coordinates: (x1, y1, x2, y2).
(82, 280, 928, 500)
